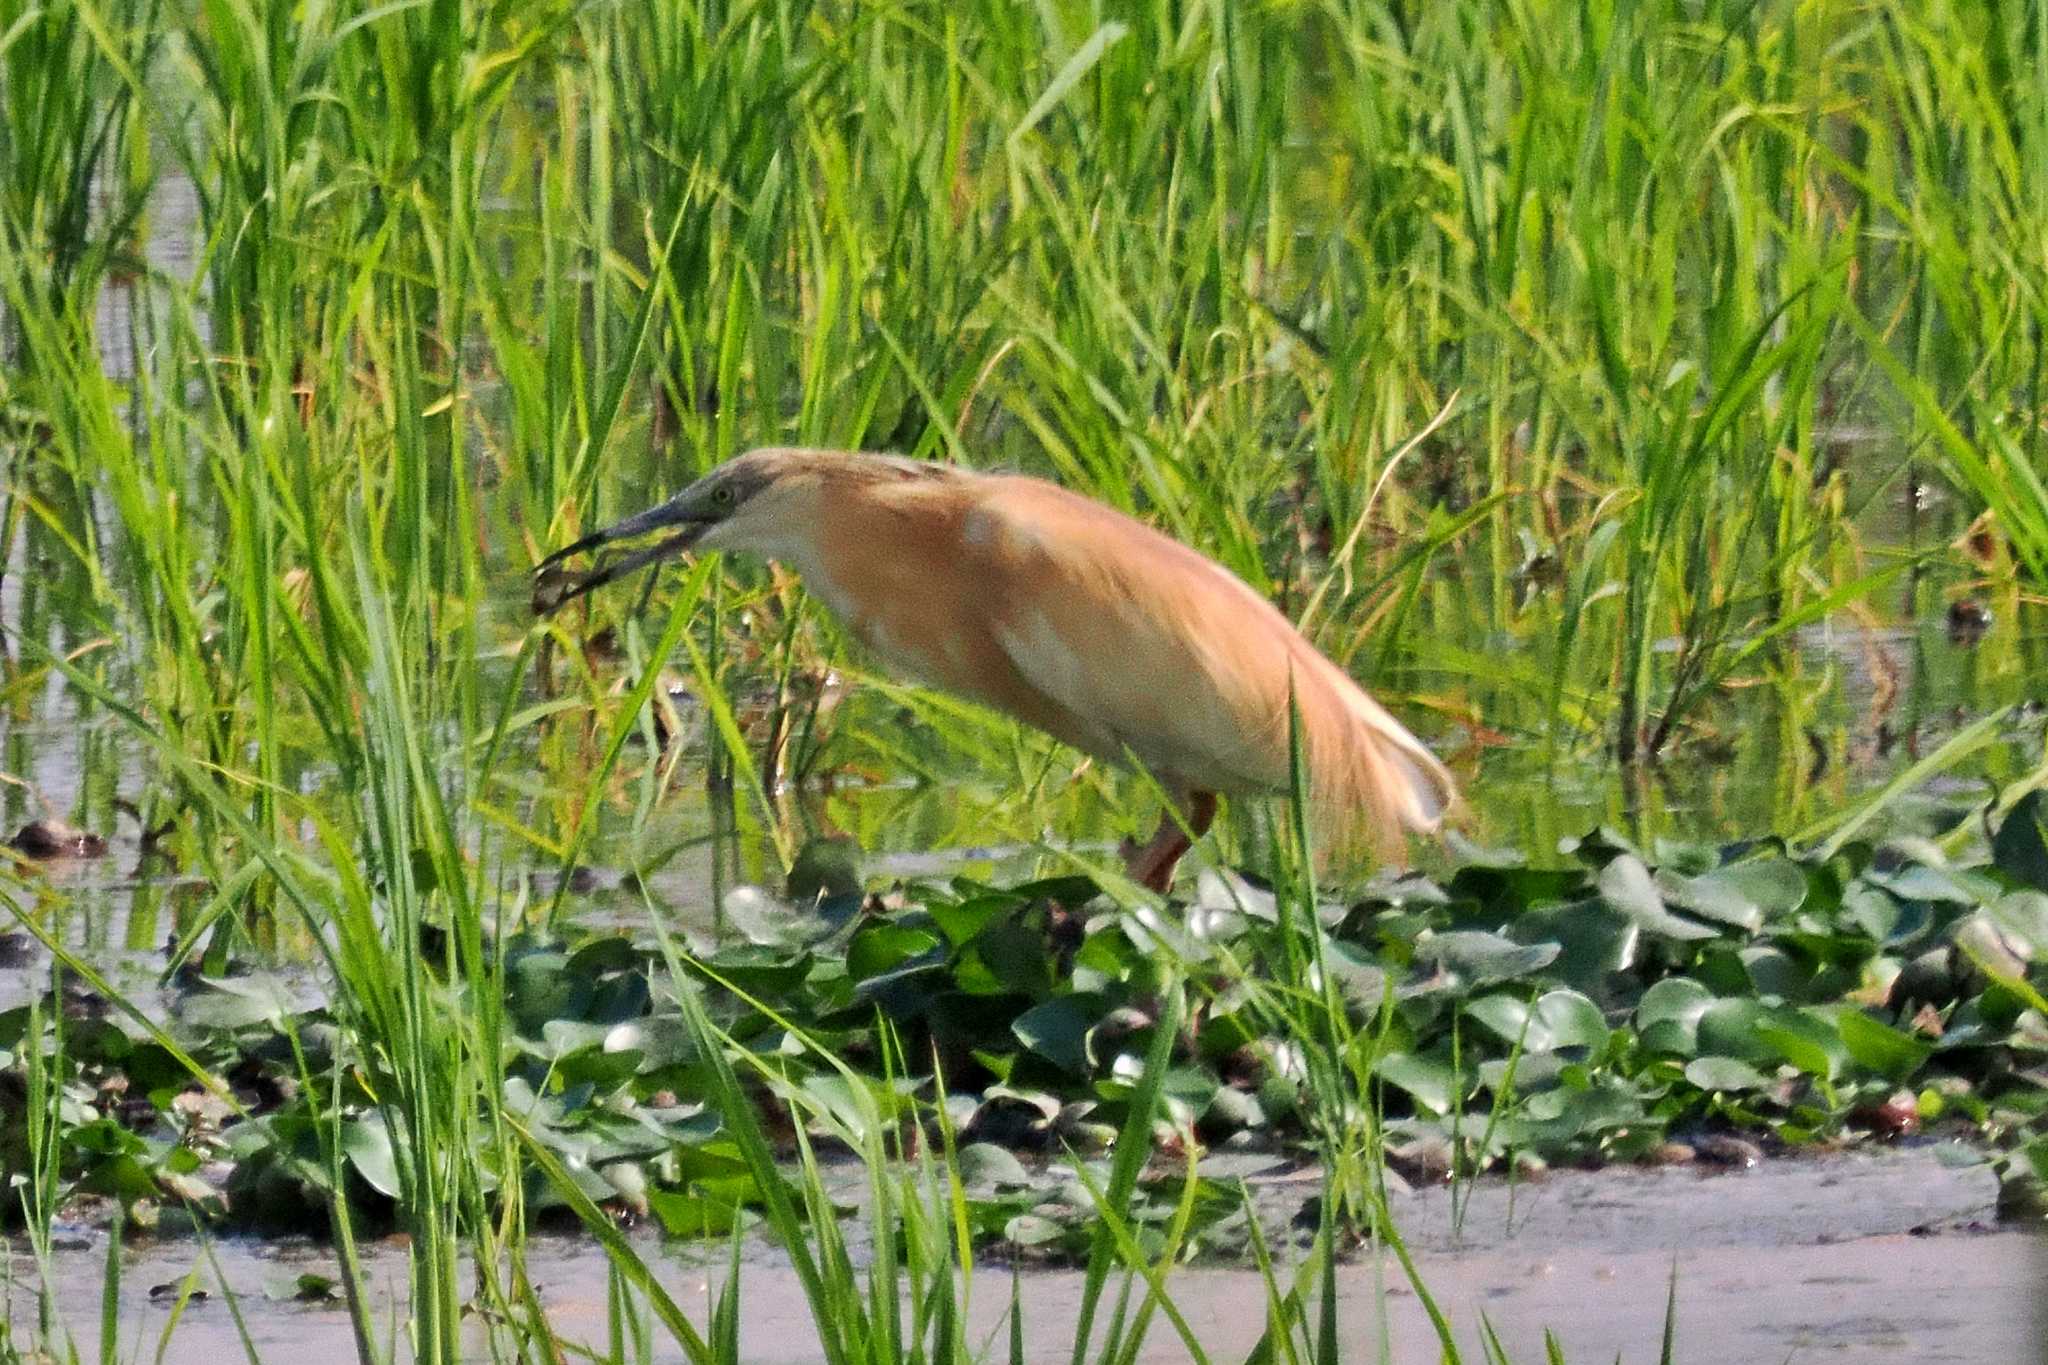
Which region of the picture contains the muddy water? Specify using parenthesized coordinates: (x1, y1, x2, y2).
(10, 1148, 2041, 1363)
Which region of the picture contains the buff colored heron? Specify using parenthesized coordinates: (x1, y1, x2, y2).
(535, 448, 1455, 890)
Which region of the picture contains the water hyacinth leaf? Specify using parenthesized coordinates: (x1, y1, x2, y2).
(1992, 790, 2048, 892)
(1446, 864, 1584, 912)
(1511, 1077, 1641, 1144)
(959, 922, 1054, 998)
(1322, 940, 1391, 1010)
(1011, 994, 1105, 1075)
(1835, 1009, 1934, 1082)
(339, 1119, 402, 1198)
(1985, 892, 2048, 959)
(1663, 858, 1807, 932)
(1376, 1052, 1459, 1114)
(601, 1160, 649, 1207)
(646, 1189, 742, 1239)
(1192, 868, 1277, 923)
(539, 1019, 612, 1057)
(1635, 977, 1716, 1054)
(719, 885, 792, 945)
(1597, 854, 1716, 940)
(556, 1044, 645, 1089)
(604, 1014, 697, 1067)
(956, 1142, 1033, 1188)
(1443, 830, 1527, 868)
(588, 970, 652, 1025)
(1201, 1084, 1266, 1132)
(1869, 863, 1998, 907)
(1412, 929, 1559, 985)
(1376, 873, 1454, 909)
(1683, 1056, 1771, 1091)
(925, 893, 1012, 946)
(1115, 904, 1215, 964)
(1651, 837, 1718, 875)
(67, 1117, 148, 1157)
(173, 973, 301, 1031)
(1739, 945, 1812, 1000)
(1509, 901, 1638, 992)
(1008, 875, 1102, 905)
(565, 936, 640, 976)
(785, 835, 864, 904)
(1466, 989, 1608, 1054)
(1560, 827, 1645, 862)
(506, 950, 590, 1031)
(1656, 871, 1763, 933)
(844, 922, 942, 982)
(1695, 998, 1779, 1064)
(700, 945, 813, 997)
(1953, 911, 2035, 985)
(1005, 1213, 1065, 1247)
(1161, 1067, 1221, 1125)
(721, 885, 840, 948)
(1477, 1051, 1565, 1094)
(1756, 1008, 1848, 1079)
(1841, 884, 1909, 943)
(77, 1152, 158, 1202)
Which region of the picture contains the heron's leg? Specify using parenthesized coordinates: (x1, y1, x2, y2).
(1122, 791, 1218, 893)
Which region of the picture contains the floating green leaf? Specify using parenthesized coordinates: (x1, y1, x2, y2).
(1835, 1009, 1934, 1082)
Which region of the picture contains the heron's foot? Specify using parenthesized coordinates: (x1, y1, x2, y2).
(1121, 824, 1194, 894)
(1119, 792, 1218, 894)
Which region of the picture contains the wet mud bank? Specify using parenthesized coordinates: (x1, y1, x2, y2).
(12, 1148, 2041, 1363)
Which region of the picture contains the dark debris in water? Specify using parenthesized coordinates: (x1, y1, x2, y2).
(1945, 597, 1993, 646)
(9, 819, 108, 860)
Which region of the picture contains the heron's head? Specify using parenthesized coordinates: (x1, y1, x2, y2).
(532, 448, 939, 613)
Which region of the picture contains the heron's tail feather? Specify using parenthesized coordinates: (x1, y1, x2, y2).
(1297, 659, 1456, 863)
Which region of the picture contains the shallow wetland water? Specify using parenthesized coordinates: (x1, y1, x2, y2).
(14, 1149, 2040, 1363)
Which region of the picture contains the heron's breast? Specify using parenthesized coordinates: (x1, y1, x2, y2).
(798, 507, 978, 688)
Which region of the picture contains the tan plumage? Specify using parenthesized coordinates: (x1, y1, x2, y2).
(537, 448, 1455, 889)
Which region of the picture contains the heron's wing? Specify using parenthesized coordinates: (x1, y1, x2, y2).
(967, 477, 1300, 794)
(967, 475, 1455, 838)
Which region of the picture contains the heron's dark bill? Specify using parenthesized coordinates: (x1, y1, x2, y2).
(531, 500, 709, 616)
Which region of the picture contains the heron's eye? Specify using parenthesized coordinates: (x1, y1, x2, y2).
(711, 485, 736, 507)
